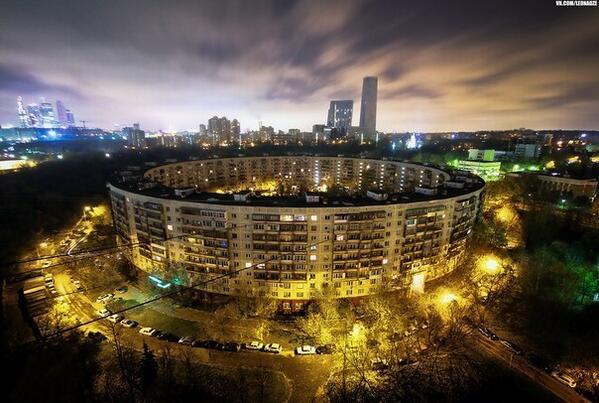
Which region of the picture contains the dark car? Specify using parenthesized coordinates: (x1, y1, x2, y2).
(87, 331, 107, 343)
(316, 344, 336, 354)
(223, 342, 241, 352)
(526, 352, 552, 372)
(198, 340, 221, 349)
(486, 328, 499, 341)
(160, 332, 180, 342)
(500, 340, 524, 355)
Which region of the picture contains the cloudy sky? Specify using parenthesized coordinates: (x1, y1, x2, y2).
(1, 0, 598, 132)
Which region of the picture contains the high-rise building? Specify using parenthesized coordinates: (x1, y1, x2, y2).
(39, 98, 56, 127)
(327, 100, 353, 135)
(259, 125, 275, 142)
(359, 76, 378, 132)
(199, 124, 207, 136)
(208, 116, 238, 145)
(56, 100, 68, 126)
(26, 104, 41, 127)
(65, 109, 75, 126)
(231, 119, 240, 143)
(17, 97, 28, 128)
(123, 123, 146, 148)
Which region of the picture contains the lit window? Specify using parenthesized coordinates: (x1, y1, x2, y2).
(310, 255, 317, 261)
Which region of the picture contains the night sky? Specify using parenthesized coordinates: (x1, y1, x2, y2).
(1, 0, 598, 132)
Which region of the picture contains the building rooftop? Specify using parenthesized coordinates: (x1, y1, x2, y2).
(109, 158, 485, 208)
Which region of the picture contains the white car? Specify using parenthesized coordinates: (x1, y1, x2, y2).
(120, 319, 138, 328)
(551, 371, 577, 388)
(42, 261, 51, 268)
(139, 327, 158, 336)
(244, 341, 264, 350)
(97, 308, 112, 317)
(108, 314, 124, 323)
(264, 343, 282, 354)
(295, 345, 316, 355)
(96, 293, 114, 303)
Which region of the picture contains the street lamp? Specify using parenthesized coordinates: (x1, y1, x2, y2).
(440, 292, 458, 305)
(479, 256, 502, 275)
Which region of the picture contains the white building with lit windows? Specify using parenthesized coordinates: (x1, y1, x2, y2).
(108, 156, 484, 312)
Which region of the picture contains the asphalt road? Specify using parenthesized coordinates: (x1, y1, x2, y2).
(471, 331, 590, 403)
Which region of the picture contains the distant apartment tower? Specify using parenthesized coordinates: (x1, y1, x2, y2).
(515, 143, 540, 159)
(199, 124, 207, 136)
(208, 116, 236, 145)
(359, 76, 378, 132)
(123, 123, 146, 148)
(327, 100, 353, 134)
(231, 119, 240, 143)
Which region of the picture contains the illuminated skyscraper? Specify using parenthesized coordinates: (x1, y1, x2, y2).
(359, 76, 378, 132)
(327, 100, 353, 135)
(26, 104, 41, 127)
(17, 97, 28, 128)
(65, 109, 75, 126)
(39, 98, 56, 127)
(55, 100, 68, 126)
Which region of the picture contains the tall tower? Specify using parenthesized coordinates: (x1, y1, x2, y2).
(55, 100, 68, 126)
(17, 97, 28, 128)
(327, 100, 353, 134)
(359, 76, 378, 132)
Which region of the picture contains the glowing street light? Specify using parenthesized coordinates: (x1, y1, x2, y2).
(440, 292, 459, 305)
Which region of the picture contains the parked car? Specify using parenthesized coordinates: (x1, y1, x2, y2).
(121, 319, 138, 328)
(97, 308, 112, 317)
(197, 340, 221, 349)
(371, 358, 389, 371)
(398, 358, 419, 367)
(551, 371, 577, 388)
(86, 331, 107, 343)
(108, 314, 124, 323)
(178, 336, 195, 346)
(264, 343, 282, 354)
(526, 352, 552, 372)
(244, 341, 264, 350)
(223, 342, 241, 352)
(42, 261, 51, 268)
(115, 286, 128, 294)
(477, 327, 492, 338)
(156, 331, 179, 342)
(295, 345, 316, 355)
(500, 340, 523, 355)
(316, 344, 336, 355)
(139, 327, 158, 336)
(486, 328, 499, 341)
(96, 293, 114, 303)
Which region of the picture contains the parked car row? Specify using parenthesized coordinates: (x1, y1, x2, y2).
(467, 320, 578, 389)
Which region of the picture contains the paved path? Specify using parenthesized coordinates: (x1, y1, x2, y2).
(471, 331, 589, 403)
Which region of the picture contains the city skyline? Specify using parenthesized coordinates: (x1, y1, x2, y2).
(1, 1, 598, 132)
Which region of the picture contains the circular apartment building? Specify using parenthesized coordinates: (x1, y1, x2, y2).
(108, 155, 484, 312)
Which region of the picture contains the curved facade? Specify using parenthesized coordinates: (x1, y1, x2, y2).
(108, 155, 485, 311)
